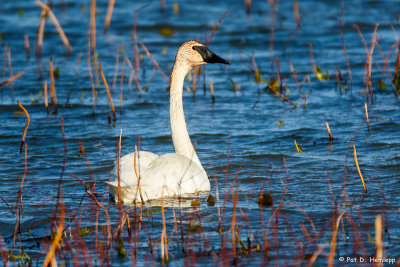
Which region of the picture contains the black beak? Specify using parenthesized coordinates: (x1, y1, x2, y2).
(193, 46, 230, 64)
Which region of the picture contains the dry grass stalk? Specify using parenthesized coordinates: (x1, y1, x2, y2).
(131, 6, 150, 73)
(328, 209, 347, 267)
(160, 196, 168, 263)
(90, 0, 96, 52)
(44, 80, 48, 114)
(36, 0, 72, 54)
(17, 100, 30, 154)
(205, 10, 229, 45)
(353, 24, 379, 100)
(140, 42, 169, 82)
(289, 62, 301, 99)
(132, 9, 140, 72)
(6, 47, 13, 95)
(42, 200, 65, 267)
(36, 9, 46, 58)
(99, 62, 116, 121)
(325, 121, 334, 141)
(294, 0, 300, 26)
(75, 52, 83, 80)
(87, 25, 96, 113)
(308, 43, 319, 80)
(365, 103, 370, 135)
(269, 85, 296, 106)
(353, 144, 367, 193)
(269, 0, 279, 64)
(49, 56, 57, 112)
(159, 0, 165, 12)
(2, 44, 7, 80)
(308, 243, 328, 267)
(117, 129, 123, 215)
(24, 35, 30, 58)
(340, 3, 353, 92)
(13, 142, 28, 249)
(133, 145, 145, 203)
(375, 215, 383, 267)
(0, 72, 23, 87)
(111, 48, 120, 91)
(208, 79, 215, 103)
(231, 189, 239, 261)
(104, 0, 115, 33)
(119, 59, 125, 115)
(245, 0, 251, 15)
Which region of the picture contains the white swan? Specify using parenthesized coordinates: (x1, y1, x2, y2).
(108, 40, 229, 203)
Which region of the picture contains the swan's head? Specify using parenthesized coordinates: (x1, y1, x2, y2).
(176, 40, 230, 68)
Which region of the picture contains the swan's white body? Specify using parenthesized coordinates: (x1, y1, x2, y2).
(108, 40, 229, 203)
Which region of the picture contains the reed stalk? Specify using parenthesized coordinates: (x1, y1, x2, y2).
(24, 35, 30, 58)
(353, 144, 367, 193)
(140, 42, 169, 82)
(36, 9, 46, 58)
(87, 25, 96, 113)
(104, 0, 115, 33)
(49, 56, 57, 113)
(0, 72, 23, 87)
(43, 200, 65, 266)
(208, 79, 215, 103)
(365, 103, 370, 135)
(17, 100, 30, 153)
(36, 0, 72, 54)
(43, 80, 48, 114)
(325, 121, 334, 141)
(99, 62, 116, 121)
(328, 210, 347, 267)
(340, 3, 353, 92)
(375, 215, 383, 267)
(90, 0, 96, 52)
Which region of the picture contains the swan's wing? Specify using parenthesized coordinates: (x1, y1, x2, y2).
(109, 150, 159, 187)
(138, 153, 210, 201)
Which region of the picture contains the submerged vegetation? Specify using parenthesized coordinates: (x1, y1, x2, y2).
(0, 0, 399, 266)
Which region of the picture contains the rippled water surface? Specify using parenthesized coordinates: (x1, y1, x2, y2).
(1, 0, 399, 265)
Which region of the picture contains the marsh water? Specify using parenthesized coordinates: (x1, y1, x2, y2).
(0, 0, 399, 265)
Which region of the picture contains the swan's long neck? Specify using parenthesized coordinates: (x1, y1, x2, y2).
(169, 60, 203, 169)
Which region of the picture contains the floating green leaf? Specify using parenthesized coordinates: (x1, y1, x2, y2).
(160, 28, 174, 37)
(277, 120, 284, 126)
(188, 221, 202, 232)
(229, 78, 237, 92)
(53, 67, 60, 78)
(18, 9, 24, 17)
(377, 79, 387, 90)
(314, 66, 326, 81)
(116, 238, 128, 258)
(254, 70, 267, 83)
(78, 227, 89, 237)
(162, 46, 167, 56)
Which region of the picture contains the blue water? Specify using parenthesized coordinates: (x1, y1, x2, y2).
(0, 0, 399, 265)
